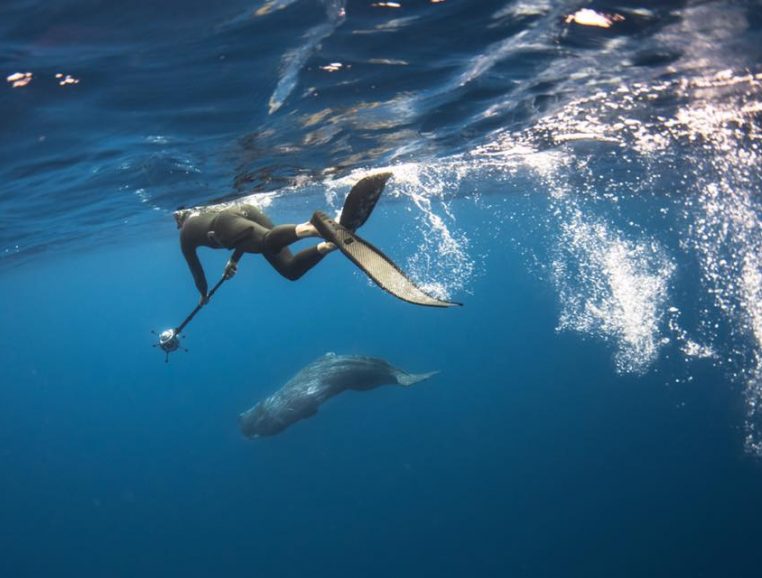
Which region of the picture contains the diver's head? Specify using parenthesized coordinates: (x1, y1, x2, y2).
(174, 207, 191, 229)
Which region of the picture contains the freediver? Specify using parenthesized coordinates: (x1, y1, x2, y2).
(174, 173, 391, 305)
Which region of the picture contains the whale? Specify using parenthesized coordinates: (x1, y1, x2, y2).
(239, 353, 437, 437)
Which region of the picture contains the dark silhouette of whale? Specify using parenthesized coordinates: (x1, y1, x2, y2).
(239, 353, 438, 437)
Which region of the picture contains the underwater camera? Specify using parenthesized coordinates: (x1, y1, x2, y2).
(152, 327, 187, 362)
(158, 328, 180, 352)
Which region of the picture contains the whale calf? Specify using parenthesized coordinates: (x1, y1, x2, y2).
(239, 353, 437, 437)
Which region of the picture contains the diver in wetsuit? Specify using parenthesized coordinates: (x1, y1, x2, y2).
(174, 203, 336, 305)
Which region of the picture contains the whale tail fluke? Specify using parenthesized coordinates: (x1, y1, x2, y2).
(397, 370, 439, 387)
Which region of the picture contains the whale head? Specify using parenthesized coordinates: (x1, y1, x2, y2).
(239, 402, 288, 438)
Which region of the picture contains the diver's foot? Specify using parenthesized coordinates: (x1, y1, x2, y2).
(295, 222, 319, 238)
(317, 241, 336, 254)
(310, 210, 337, 233)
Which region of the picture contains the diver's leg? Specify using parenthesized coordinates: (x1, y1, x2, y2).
(262, 225, 299, 252)
(264, 245, 330, 281)
(264, 224, 335, 254)
(295, 222, 319, 238)
(214, 211, 322, 253)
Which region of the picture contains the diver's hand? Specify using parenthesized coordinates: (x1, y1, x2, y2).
(199, 293, 210, 306)
(223, 259, 238, 280)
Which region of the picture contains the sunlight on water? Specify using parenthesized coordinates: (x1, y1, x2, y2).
(564, 8, 623, 29)
(267, 0, 346, 114)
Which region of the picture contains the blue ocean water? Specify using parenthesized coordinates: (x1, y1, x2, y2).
(2, 0, 762, 576)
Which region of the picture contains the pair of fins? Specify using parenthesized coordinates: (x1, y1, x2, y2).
(313, 172, 461, 308)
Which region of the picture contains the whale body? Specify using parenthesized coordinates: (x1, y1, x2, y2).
(239, 353, 437, 437)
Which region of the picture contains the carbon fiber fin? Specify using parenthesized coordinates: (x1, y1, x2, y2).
(339, 172, 392, 231)
(312, 211, 461, 308)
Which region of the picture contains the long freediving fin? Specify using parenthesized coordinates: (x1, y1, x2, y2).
(311, 211, 461, 308)
(339, 172, 392, 231)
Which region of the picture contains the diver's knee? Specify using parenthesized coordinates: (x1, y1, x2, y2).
(261, 230, 274, 251)
(281, 269, 303, 281)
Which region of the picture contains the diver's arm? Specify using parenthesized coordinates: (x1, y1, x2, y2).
(182, 245, 209, 300)
(224, 248, 244, 280)
(231, 247, 244, 264)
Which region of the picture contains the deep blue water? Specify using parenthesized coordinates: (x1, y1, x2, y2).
(2, 1, 762, 576)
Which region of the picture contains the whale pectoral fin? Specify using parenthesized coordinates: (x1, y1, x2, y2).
(397, 370, 439, 386)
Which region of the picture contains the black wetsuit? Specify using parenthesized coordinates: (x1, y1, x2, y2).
(180, 204, 324, 296)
